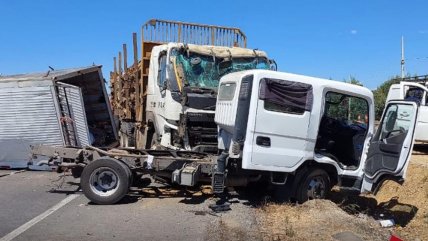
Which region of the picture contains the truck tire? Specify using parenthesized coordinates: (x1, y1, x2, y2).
(295, 168, 331, 203)
(80, 158, 131, 205)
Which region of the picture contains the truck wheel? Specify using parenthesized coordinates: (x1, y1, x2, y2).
(295, 168, 331, 203)
(80, 158, 131, 205)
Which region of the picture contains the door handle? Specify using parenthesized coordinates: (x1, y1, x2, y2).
(256, 136, 271, 147)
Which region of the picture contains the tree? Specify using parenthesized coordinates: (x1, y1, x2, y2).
(345, 76, 363, 86)
(372, 76, 401, 120)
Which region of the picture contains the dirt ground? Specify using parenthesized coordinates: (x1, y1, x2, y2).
(375, 145, 428, 241)
(258, 146, 428, 241)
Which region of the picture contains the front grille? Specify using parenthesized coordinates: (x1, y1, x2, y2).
(186, 113, 218, 147)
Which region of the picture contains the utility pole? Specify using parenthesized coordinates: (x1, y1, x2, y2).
(401, 36, 405, 79)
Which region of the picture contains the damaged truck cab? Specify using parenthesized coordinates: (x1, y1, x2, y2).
(145, 43, 270, 151)
(215, 70, 419, 201)
(110, 19, 272, 152)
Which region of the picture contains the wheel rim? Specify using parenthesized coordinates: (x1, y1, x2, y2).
(89, 167, 120, 197)
(306, 176, 326, 199)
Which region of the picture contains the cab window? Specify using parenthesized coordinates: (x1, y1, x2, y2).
(259, 78, 313, 115)
(377, 104, 414, 140)
(218, 83, 236, 101)
(404, 86, 426, 105)
(324, 92, 369, 127)
(315, 92, 369, 169)
(158, 53, 167, 87)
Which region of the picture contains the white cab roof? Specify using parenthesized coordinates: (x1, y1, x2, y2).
(221, 69, 373, 99)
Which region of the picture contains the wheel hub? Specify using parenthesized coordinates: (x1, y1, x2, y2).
(89, 167, 119, 197)
(307, 177, 326, 199)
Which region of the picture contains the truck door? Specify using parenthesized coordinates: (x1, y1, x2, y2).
(361, 101, 418, 193)
(250, 78, 313, 168)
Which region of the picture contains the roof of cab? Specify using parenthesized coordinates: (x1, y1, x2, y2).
(221, 69, 373, 99)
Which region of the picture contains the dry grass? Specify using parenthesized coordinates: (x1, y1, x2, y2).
(258, 155, 428, 241)
(257, 200, 389, 241)
(375, 160, 428, 240)
(205, 218, 263, 241)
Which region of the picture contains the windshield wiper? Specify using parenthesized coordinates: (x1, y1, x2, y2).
(188, 87, 217, 95)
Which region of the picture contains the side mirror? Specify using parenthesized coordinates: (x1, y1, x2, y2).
(269, 59, 277, 71)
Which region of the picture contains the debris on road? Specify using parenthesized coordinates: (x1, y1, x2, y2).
(379, 219, 395, 228)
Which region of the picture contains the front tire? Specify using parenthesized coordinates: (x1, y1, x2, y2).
(81, 158, 131, 205)
(295, 168, 331, 203)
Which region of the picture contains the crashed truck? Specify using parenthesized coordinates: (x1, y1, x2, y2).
(0, 66, 117, 169)
(110, 19, 273, 152)
(386, 75, 428, 142)
(32, 70, 418, 204)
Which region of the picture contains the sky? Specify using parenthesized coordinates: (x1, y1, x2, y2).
(1, 0, 428, 90)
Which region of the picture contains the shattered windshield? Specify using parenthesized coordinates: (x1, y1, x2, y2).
(173, 49, 269, 89)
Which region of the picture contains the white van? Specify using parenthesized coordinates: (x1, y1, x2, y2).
(387, 81, 428, 142)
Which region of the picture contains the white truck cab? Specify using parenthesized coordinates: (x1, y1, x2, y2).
(387, 81, 428, 142)
(215, 70, 418, 201)
(146, 43, 270, 151)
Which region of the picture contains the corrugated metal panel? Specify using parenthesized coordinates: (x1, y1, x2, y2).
(56, 83, 90, 147)
(0, 87, 63, 144)
(0, 86, 64, 167)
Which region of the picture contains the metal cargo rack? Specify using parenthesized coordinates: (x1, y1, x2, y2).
(109, 19, 248, 148)
(395, 75, 428, 84)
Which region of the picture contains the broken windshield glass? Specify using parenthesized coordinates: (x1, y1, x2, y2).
(173, 50, 269, 89)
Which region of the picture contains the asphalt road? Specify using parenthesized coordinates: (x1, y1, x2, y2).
(0, 171, 259, 241)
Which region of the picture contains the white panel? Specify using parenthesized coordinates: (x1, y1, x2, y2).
(0, 86, 63, 168)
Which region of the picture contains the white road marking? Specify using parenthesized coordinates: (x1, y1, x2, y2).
(0, 170, 25, 178)
(0, 194, 79, 241)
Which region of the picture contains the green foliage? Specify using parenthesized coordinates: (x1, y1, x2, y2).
(346, 76, 363, 86)
(324, 77, 368, 123)
(372, 76, 401, 120)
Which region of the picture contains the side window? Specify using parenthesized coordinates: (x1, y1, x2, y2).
(259, 78, 313, 115)
(218, 83, 236, 101)
(376, 104, 414, 140)
(158, 53, 167, 87)
(405, 86, 426, 105)
(324, 92, 369, 128)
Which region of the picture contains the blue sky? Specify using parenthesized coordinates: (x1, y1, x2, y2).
(1, 0, 427, 89)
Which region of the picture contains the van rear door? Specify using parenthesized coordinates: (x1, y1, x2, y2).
(361, 101, 418, 193)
